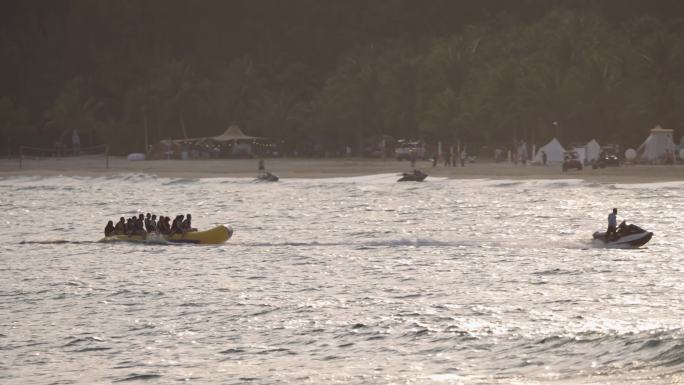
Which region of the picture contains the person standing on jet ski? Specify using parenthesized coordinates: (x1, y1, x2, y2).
(607, 208, 618, 239)
(258, 158, 264, 176)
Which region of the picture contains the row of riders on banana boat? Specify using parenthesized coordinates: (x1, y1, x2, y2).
(104, 213, 197, 237)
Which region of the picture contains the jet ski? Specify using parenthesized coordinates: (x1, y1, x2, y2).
(398, 169, 428, 182)
(255, 171, 279, 182)
(593, 222, 653, 247)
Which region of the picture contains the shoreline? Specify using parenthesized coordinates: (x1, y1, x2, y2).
(1, 156, 684, 183)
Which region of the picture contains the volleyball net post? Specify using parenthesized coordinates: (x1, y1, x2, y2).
(18, 144, 110, 169)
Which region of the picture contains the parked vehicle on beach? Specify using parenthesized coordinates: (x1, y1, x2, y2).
(395, 140, 426, 161)
(592, 149, 621, 169)
(562, 150, 583, 171)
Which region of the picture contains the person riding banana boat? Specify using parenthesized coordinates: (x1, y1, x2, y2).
(105, 213, 198, 237)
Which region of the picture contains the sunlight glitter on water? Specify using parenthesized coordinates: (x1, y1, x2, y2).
(1, 174, 683, 385)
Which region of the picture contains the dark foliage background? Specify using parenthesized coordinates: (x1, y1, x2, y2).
(1, 0, 683, 154)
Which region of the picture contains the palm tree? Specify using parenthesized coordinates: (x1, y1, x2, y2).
(152, 59, 201, 139)
(45, 77, 103, 146)
(0, 97, 28, 156)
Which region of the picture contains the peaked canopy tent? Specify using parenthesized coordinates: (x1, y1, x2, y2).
(585, 139, 601, 163)
(148, 125, 274, 159)
(172, 124, 266, 143)
(202, 124, 275, 157)
(533, 138, 565, 164)
(637, 125, 676, 163)
(208, 125, 266, 142)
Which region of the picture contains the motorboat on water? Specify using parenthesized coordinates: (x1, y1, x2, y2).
(593, 222, 653, 247)
(255, 172, 279, 182)
(398, 169, 428, 182)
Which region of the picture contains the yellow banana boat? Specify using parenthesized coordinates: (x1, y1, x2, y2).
(106, 225, 233, 244)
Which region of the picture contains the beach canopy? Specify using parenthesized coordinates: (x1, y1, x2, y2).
(210, 124, 264, 141)
(172, 124, 265, 143)
(637, 125, 675, 162)
(585, 139, 601, 163)
(534, 138, 565, 163)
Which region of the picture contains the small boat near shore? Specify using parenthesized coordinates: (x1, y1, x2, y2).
(105, 225, 233, 244)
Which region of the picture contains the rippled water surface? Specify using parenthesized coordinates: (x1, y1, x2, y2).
(2, 174, 684, 385)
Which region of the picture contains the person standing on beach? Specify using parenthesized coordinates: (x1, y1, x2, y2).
(72, 129, 80, 156)
(542, 151, 547, 166)
(519, 142, 527, 166)
(460, 148, 466, 167)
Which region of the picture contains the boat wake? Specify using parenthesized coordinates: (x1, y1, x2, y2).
(19, 240, 100, 245)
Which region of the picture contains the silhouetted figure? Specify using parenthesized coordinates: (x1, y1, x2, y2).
(104, 220, 115, 237)
(144, 213, 152, 232)
(114, 217, 125, 235)
(149, 214, 158, 233)
(72, 129, 80, 156)
(607, 208, 618, 240)
(182, 213, 197, 232)
(258, 158, 265, 176)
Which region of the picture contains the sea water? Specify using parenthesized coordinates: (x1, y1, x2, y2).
(1, 174, 683, 385)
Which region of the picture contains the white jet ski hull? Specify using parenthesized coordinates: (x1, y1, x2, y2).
(592, 230, 653, 247)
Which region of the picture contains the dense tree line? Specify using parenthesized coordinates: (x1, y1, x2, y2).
(1, 0, 683, 155)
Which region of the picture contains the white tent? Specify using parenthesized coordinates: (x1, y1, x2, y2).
(534, 138, 565, 164)
(585, 139, 601, 163)
(637, 125, 676, 163)
(210, 124, 265, 142)
(172, 124, 265, 143)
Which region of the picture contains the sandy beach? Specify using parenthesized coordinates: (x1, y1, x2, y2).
(1, 155, 684, 182)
